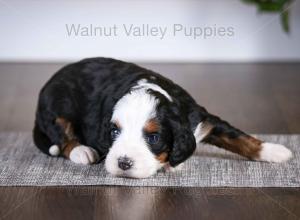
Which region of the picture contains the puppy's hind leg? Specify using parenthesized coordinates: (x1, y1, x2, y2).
(55, 118, 100, 165)
(195, 114, 292, 163)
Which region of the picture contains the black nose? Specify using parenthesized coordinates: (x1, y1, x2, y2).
(118, 156, 133, 171)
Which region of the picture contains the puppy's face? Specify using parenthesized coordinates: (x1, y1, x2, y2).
(105, 87, 196, 178)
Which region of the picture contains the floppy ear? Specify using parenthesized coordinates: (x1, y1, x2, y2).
(168, 119, 196, 167)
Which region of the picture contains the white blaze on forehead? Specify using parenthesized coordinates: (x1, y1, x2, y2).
(111, 88, 158, 131)
(133, 79, 172, 102)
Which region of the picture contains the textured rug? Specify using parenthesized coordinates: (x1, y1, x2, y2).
(0, 132, 299, 187)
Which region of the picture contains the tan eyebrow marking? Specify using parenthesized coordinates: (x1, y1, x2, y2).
(112, 120, 121, 129)
(144, 119, 160, 133)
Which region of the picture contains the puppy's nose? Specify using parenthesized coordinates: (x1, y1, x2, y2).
(118, 156, 133, 170)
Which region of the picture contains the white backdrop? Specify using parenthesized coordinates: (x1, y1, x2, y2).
(0, 0, 300, 62)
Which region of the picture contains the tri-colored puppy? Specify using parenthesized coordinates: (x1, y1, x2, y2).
(34, 57, 292, 178)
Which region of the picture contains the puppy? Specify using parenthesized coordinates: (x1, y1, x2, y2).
(33, 57, 292, 178)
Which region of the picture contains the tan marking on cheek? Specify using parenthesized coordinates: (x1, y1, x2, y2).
(144, 119, 160, 133)
(156, 152, 168, 163)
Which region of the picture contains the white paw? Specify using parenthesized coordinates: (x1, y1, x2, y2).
(49, 145, 60, 156)
(69, 145, 99, 165)
(258, 143, 292, 163)
(164, 163, 184, 172)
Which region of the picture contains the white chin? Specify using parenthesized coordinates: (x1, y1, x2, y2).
(106, 166, 158, 179)
(105, 160, 159, 179)
(124, 169, 158, 179)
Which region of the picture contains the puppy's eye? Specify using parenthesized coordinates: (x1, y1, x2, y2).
(111, 127, 120, 140)
(146, 133, 160, 145)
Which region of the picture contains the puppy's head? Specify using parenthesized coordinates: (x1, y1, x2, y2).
(105, 83, 196, 178)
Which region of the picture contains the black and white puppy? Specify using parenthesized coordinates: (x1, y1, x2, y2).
(34, 57, 292, 178)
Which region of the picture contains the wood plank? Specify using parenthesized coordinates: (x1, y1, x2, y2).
(0, 187, 299, 220)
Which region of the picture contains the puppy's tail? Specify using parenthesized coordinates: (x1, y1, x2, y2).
(196, 113, 292, 163)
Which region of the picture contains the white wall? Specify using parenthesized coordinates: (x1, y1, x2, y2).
(0, 0, 300, 62)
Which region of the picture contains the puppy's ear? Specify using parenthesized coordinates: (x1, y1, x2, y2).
(168, 120, 196, 167)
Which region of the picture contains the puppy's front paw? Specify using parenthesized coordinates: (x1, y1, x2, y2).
(257, 143, 292, 163)
(69, 146, 99, 165)
(164, 163, 184, 172)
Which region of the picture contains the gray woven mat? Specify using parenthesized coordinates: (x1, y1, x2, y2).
(0, 133, 299, 187)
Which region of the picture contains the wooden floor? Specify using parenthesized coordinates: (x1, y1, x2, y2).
(0, 62, 300, 220)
